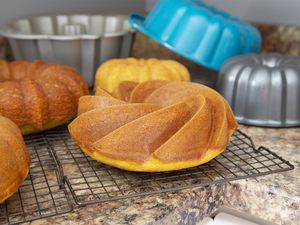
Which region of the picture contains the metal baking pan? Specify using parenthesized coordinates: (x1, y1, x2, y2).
(0, 14, 134, 87)
(217, 53, 300, 127)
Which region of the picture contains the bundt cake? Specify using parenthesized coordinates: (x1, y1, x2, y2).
(0, 60, 89, 135)
(94, 58, 191, 93)
(0, 116, 30, 203)
(69, 80, 237, 172)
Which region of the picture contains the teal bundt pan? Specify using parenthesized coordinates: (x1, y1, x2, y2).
(129, 0, 261, 71)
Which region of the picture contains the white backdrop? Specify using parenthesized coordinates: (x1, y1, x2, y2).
(0, 0, 145, 26)
(146, 0, 300, 26)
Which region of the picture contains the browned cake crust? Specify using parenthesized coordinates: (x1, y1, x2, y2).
(0, 60, 89, 133)
(0, 116, 30, 203)
(112, 80, 138, 101)
(94, 58, 191, 93)
(69, 81, 238, 172)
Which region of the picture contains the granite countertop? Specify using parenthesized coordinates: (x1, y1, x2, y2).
(27, 125, 299, 225)
(0, 23, 299, 225)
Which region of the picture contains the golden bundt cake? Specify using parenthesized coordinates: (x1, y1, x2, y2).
(0, 116, 30, 203)
(94, 58, 191, 93)
(0, 60, 89, 135)
(69, 81, 237, 172)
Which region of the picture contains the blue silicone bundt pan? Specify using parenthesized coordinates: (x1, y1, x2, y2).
(128, 0, 262, 71)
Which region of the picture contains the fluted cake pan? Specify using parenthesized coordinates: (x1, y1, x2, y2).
(129, 0, 261, 71)
(0, 14, 134, 87)
(217, 53, 300, 127)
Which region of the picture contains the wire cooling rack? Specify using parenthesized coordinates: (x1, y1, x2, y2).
(44, 126, 293, 206)
(0, 134, 73, 225)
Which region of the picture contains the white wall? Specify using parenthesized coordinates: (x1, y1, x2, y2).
(146, 0, 157, 12)
(146, 0, 300, 26)
(0, 0, 145, 26)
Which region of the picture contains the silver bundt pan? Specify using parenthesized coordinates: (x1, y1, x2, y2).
(217, 53, 300, 127)
(0, 14, 134, 87)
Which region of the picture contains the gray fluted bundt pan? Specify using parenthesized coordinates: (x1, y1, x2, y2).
(217, 53, 300, 127)
(0, 15, 134, 87)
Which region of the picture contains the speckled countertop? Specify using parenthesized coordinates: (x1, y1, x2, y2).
(26, 127, 299, 225)
(1, 23, 299, 225)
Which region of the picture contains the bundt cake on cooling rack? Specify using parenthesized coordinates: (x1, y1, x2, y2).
(94, 58, 191, 93)
(0, 116, 30, 203)
(0, 60, 89, 135)
(69, 80, 237, 172)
